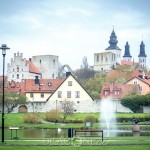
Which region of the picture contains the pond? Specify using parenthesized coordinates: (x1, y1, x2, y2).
(3, 128, 150, 139)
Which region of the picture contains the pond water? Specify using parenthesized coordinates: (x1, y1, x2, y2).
(4, 128, 150, 139)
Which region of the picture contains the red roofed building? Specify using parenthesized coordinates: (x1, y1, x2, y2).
(101, 83, 140, 100)
(24, 77, 64, 102)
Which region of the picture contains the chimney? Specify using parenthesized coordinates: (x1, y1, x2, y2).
(35, 76, 39, 84)
(66, 72, 71, 78)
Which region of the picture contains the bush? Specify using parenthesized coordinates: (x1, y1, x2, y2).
(121, 93, 150, 113)
(84, 115, 96, 126)
(23, 113, 42, 124)
(45, 109, 61, 122)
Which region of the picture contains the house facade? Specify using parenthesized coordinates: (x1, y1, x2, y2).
(10, 73, 96, 113)
(47, 72, 94, 112)
(125, 76, 150, 95)
(7, 52, 41, 82)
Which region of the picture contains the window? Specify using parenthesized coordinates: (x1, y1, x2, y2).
(12, 74, 14, 78)
(106, 57, 108, 62)
(52, 73, 55, 79)
(139, 86, 143, 92)
(17, 67, 19, 72)
(101, 55, 103, 61)
(75, 91, 80, 98)
(133, 80, 138, 84)
(58, 91, 62, 98)
(67, 91, 71, 98)
(104, 90, 109, 95)
(97, 55, 99, 62)
(68, 81, 72, 86)
(40, 60, 42, 64)
(22, 74, 24, 77)
(114, 90, 120, 95)
(77, 101, 80, 104)
(41, 93, 44, 98)
(30, 93, 33, 98)
(17, 74, 19, 79)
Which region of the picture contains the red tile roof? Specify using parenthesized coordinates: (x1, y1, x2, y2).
(101, 83, 140, 99)
(6, 78, 64, 94)
(107, 70, 150, 81)
(121, 60, 139, 66)
(26, 60, 41, 74)
(24, 78, 64, 93)
(6, 81, 25, 95)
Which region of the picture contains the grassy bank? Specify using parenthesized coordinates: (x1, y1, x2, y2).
(0, 113, 150, 129)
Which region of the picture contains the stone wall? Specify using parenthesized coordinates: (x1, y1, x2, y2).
(11, 99, 133, 113)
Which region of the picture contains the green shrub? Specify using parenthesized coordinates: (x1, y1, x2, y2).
(84, 115, 96, 126)
(45, 109, 61, 122)
(23, 113, 42, 124)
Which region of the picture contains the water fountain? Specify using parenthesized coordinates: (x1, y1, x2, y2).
(100, 98, 117, 137)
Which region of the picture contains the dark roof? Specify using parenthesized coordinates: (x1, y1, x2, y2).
(105, 30, 121, 50)
(138, 41, 147, 57)
(123, 42, 132, 58)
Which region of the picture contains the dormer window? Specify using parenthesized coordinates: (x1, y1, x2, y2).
(104, 90, 109, 95)
(114, 90, 120, 95)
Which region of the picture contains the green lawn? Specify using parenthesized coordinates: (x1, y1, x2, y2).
(0, 145, 150, 150)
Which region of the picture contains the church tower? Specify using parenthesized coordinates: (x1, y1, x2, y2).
(123, 42, 132, 61)
(105, 29, 121, 64)
(138, 41, 147, 68)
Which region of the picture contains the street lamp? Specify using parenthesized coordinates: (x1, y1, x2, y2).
(0, 44, 10, 143)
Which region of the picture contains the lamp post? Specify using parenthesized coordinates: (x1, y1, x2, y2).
(0, 44, 10, 143)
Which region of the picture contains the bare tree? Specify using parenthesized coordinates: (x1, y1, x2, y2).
(60, 99, 74, 119)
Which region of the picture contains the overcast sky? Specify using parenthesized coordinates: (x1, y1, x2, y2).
(0, 0, 150, 74)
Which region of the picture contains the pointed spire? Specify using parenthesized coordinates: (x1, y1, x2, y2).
(123, 42, 132, 58)
(105, 29, 121, 50)
(138, 41, 147, 57)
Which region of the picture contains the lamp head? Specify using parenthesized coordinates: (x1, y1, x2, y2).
(0, 44, 10, 55)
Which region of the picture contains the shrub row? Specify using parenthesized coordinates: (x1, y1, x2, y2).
(23, 113, 42, 124)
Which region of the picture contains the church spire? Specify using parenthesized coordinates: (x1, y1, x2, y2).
(105, 29, 121, 50)
(123, 42, 132, 58)
(138, 41, 147, 68)
(138, 41, 147, 57)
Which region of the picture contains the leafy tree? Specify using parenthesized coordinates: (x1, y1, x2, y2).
(121, 93, 150, 113)
(81, 73, 106, 99)
(0, 91, 27, 113)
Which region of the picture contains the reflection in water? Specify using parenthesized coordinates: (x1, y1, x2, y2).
(3, 128, 150, 139)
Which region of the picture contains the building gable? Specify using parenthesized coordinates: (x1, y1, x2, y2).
(47, 74, 93, 101)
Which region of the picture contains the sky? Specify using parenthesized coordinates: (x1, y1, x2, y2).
(0, 0, 150, 74)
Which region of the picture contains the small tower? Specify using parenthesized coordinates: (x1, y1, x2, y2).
(138, 41, 147, 68)
(123, 42, 132, 61)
